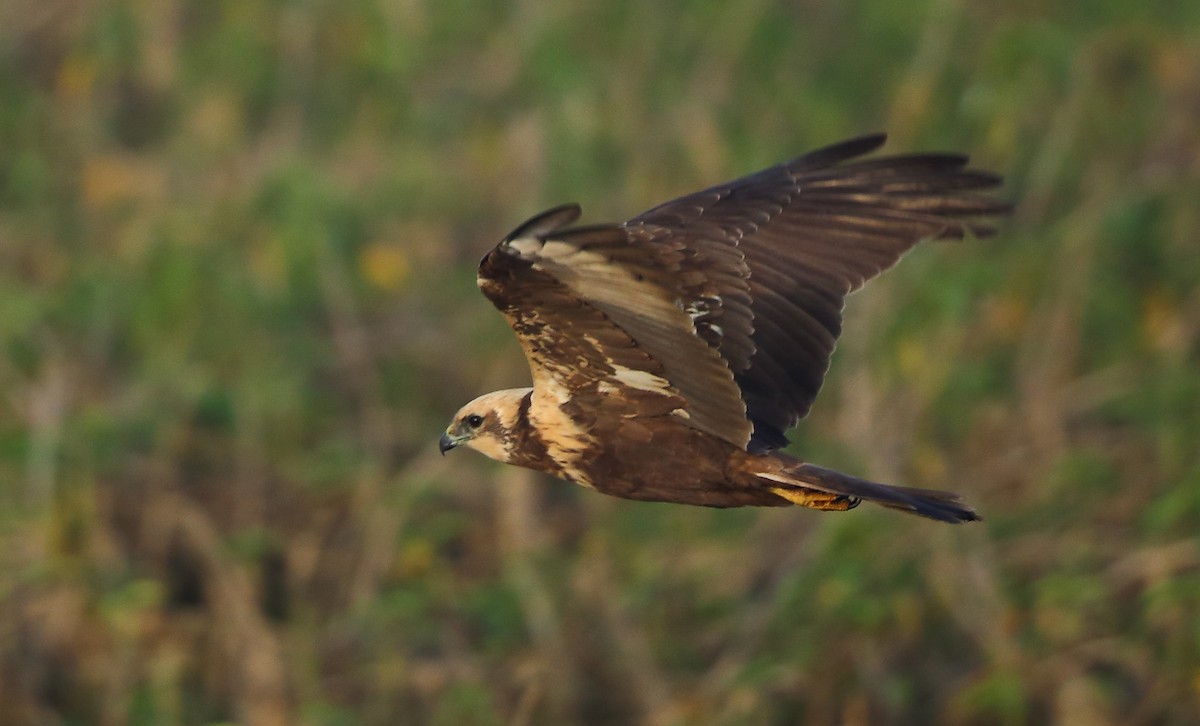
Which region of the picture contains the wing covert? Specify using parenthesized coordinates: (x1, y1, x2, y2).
(478, 207, 753, 447)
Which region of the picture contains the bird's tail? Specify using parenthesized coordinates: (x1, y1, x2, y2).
(752, 458, 980, 523)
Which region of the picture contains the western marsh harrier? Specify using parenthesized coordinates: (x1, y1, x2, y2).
(441, 134, 1008, 522)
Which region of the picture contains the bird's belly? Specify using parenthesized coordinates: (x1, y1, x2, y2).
(525, 397, 769, 506)
(577, 418, 748, 504)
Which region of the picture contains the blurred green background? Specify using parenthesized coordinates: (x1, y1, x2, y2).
(2, 0, 1199, 724)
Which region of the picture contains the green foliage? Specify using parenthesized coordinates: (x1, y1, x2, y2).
(1, 0, 1199, 724)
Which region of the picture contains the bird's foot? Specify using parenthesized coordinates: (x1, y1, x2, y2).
(770, 487, 860, 511)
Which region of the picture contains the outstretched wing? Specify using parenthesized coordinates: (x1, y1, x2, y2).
(625, 133, 1011, 452)
(478, 205, 753, 447)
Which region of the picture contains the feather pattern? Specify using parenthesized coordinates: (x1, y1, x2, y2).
(477, 133, 1011, 454)
(479, 213, 752, 449)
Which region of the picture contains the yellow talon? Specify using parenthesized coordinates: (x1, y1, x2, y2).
(770, 487, 859, 511)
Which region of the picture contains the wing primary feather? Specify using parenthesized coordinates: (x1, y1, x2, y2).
(619, 134, 1010, 450)
(503, 204, 583, 242)
(784, 133, 889, 170)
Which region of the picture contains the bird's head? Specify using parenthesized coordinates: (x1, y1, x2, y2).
(439, 388, 533, 463)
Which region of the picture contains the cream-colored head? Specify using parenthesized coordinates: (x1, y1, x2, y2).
(439, 388, 533, 463)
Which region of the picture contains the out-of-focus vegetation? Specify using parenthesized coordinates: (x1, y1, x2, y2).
(1, 0, 1198, 723)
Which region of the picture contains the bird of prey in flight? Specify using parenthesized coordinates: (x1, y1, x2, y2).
(440, 134, 1009, 522)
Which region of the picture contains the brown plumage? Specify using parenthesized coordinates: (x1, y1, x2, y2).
(440, 134, 1010, 522)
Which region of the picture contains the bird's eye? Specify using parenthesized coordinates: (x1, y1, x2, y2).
(466, 414, 484, 429)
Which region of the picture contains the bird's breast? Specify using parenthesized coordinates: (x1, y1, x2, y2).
(527, 389, 597, 489)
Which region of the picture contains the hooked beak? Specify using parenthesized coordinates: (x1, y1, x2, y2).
(439, 431, 461, 455)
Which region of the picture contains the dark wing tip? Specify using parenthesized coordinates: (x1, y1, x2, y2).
(786, 133, 889, 171)
(955, 169, 1006, 190)
(503, 203, 582, 242)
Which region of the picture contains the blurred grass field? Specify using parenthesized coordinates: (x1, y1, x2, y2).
(2, 1, 1200, 724)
